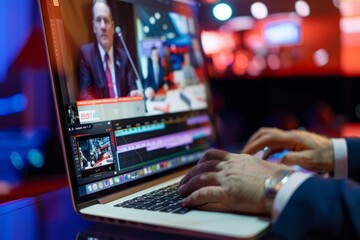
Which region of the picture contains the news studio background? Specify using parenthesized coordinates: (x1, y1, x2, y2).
(200, 0, 360, 78)
(200, 0, 360, 146)
(1, 0, 360, 202)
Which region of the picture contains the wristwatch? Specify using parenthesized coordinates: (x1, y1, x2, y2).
(264, 169, 294, 213)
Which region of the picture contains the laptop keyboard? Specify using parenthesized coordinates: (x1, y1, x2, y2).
(114, 183, 192, 214)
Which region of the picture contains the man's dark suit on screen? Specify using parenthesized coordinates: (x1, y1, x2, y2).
(268, 138, 360, 239)
(79, 42, 137, 100)
(144, 57, 168, 93)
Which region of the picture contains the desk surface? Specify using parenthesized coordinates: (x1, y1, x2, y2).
(0, 187, 225, 240)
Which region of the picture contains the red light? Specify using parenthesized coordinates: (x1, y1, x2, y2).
(212, 50, 234, 73)
(232, 52, 249, 75)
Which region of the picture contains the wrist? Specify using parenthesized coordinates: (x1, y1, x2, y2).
(263, 168, 294, 214)
(324, 138, 335, 172)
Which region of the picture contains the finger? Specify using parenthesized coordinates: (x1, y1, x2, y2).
(245, 128, 273, 147)
(242, 129, 275, 154)
(179, 160, 220, 186)
(198, 149, 230, 164)
(263, 148, 275, 159)
(280, 151, 312, 168)
(242, 131, 298, 155)
(252, 145, 276, 159)
(178, 172, 219, 197)
(242, 136, 275, 155)
(180, 186, 225, 207)
(263, 148, 289, 160)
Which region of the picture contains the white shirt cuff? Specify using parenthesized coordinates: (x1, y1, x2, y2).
(331, 138, 348, 179)
(272, 172, 313, 223)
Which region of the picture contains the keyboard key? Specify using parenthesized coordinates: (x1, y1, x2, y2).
(148, 202, 170, 211)
(134, 202, 157, 209)
(173, 208, 192, 214)
(159, 204, 181, 213)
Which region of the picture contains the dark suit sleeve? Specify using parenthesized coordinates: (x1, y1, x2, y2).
(79, 45, 95, 100)
(158, 63, 167, 88)
(267, 177, 360, 240)
(144, 58, 166, 92)
(144, 58, 154, 90)
(126, 62, 137, 93)
(345, 138, 360, 183)
(118, 48, 137, 97)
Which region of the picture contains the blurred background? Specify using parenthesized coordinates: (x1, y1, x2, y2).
(1, 0, 360, 203)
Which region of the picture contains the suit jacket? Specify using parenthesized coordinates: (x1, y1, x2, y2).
(266, 138, 360, 239)
(144, 57, 168, 93)
(79, 42, 137, 100)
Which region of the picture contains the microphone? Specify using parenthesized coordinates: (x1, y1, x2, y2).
(115, 26, 143, 92)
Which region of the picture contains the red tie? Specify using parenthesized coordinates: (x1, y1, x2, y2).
(105, 53, 115, 98)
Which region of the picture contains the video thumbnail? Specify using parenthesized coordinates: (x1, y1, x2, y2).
(77, 133, 115, 178)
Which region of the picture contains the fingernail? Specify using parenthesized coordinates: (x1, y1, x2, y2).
(180, 199, 187, 207)
(253, 150, 264, 158)
(254, 146, 270, 158)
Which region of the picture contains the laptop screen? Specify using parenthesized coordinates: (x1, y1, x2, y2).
(40, 0, 214, 205)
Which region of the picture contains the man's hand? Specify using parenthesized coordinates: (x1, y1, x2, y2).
(242, 128, 334, 173)
(130, 90, 144, 97)
(144, 87, 155, 100)
(178, 149, 288, 215)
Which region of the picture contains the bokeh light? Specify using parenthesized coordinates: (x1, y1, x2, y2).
(213, 3, 233, 21)
(295, 1, 310, 17)
(10, 152, 24, 170)
(251, 2, 268, 20)
(28, 149, 44, 168)
(313, 48, 329, 67)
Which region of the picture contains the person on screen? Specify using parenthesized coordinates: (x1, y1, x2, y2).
(163, 44, 173, 83)
(144, 46, 169, 100)
(79, 147, 89, 170)
(89, 145, 104, 167)
(79, 0, 142, 100)
(67, 104, 79, 124)
(178, 128, 360, 239)
(189, 38, 203, 68)
(181, 52, 199, 87)
(94, 146, 105, 162)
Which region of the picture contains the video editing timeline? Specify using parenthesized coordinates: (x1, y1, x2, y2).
(71, 111, 213, 197)
(117, 127, 211, 164)
(114, 112, 212, 171)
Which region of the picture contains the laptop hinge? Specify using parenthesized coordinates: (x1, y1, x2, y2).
(97, 168, 189, 205)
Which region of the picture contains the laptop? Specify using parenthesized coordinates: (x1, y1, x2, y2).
(39, 0, 269, 238)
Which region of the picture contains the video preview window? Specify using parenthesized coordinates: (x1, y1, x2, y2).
(55, 0, 209, 125)
(77, 133, 115, 178)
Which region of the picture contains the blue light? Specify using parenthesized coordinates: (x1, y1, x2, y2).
(28, 149, 44, 168)
(0, 0, 33, 82)
(0, 93, 27, 116)
(264, 22, 301, 46)
(10, 152, 24, 170)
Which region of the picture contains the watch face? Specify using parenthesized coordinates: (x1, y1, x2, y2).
(269, 178, 277, 186)
(264, 169, 294, 199)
